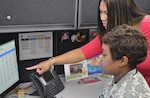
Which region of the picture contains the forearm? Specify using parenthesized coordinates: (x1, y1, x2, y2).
(26, 37, 101, 74)
(26, 48, 85, 74)
(53, 36, 102, 65)
(53, 48, 85, 65)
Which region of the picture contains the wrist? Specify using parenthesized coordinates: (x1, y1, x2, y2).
(49, 57, 55, 69)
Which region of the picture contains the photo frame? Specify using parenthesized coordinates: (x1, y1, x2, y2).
(64, 60, 88, 81)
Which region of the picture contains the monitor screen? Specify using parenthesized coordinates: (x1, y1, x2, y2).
(0, 40, 20, 97)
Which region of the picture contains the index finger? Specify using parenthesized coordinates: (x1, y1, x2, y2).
(26, 66, 38, 70)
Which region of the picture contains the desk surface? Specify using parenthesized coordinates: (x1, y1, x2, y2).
(5, 74, 110, 98)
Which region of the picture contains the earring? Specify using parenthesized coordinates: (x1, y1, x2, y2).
(99, 59, 102, 63)
(99, 55, 103, 62)
(98, 58, 102, 65)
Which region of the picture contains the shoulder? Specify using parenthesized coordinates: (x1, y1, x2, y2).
(140, 15, 150, 35)
(118, 71, 150, 97)
(140, 15, 150, 27)
(142, 15, 150, 22)
(113, 70, 150, 97)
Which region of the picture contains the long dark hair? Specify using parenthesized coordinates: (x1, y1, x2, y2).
(98, 0, 146, 39)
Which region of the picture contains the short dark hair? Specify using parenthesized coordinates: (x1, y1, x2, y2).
(102, 24, 148, 69)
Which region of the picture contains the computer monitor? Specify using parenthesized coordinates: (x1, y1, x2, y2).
(0, 40, 20, 97)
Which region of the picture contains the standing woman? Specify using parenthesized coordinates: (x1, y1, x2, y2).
(97, 0, 150, 86)
(26, 0, 150, 86)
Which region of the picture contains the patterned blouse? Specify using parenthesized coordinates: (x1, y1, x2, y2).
(99, 69, 150, 98)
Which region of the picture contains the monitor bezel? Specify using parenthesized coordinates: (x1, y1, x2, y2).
(0, 39, 20, 98)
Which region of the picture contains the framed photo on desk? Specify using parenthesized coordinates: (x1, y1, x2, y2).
(64, 60, 88, 81)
